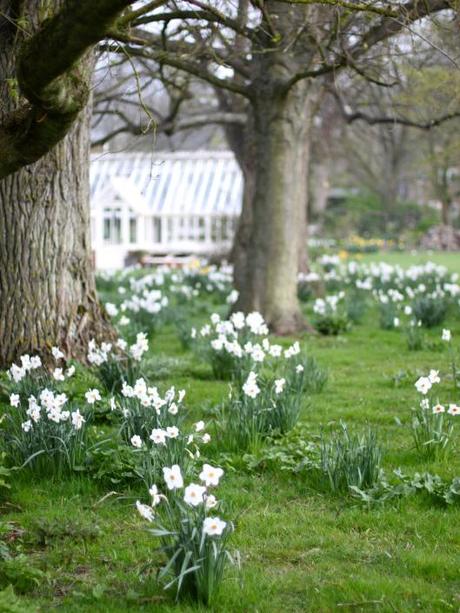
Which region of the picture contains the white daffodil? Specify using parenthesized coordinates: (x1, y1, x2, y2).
(150, 429, 167, 445)
(205, 494, 218, 509)
(274, 378, 286, 394)
(85, 389, 101, 404)
(53, 368, 65, 381)
(242, 372, 260, 399)
(194, 420, 205, 432)
(21, 420, 32, 432)
(448, 404, 460, 415)
(432, 404, 445, 414)
(10, 393, 20, 407)
(136, 501, 154, 522)
(116, 338, 128, 351)
(131, 435, 143, 448)
(184, 483, 206, 507)
(203, 517, 226, 537)
(415, 376, 432, 395)
(163, 465, 184, 490)
(442, 329, 452, 342)
(199, 464, 224, 487)
(71, 410, 85, 430)
(166, 426, 179, 439)
(52, 346, 65, 360)
(168, 402, 178, 415)
(149, 485, 163, 506)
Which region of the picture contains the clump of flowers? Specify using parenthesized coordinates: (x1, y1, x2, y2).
(1, 386, 93, 477)
(115, 379, 211, 484)
(87, 333, 149, 393)
(121, 286, 169, 337)
(220, 345, 312, 451)
(136, 462, 235, 605)
(411, 294, 449, 328)
(312, 293, 350, 335)
(193, 311, 284, 381)
(412, 370, 458, 460)
(6, 347, 75, 398)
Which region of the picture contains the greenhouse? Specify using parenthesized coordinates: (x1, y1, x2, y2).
(90, 150, 243, 268)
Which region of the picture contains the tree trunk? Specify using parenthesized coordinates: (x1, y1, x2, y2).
(0, 2, 112, 367)
(441, 199, 450, 226)
(233, 81, 314, 334)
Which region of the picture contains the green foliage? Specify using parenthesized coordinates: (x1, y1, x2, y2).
(351, 470, 460, 508)
(0, 556, 46, 595)
(404, 323, 424, 351)
(313, 313, 350, 335)
(412, 295, 448, 328)
(323, 192, 440, 240)
(242, 427, 318, 472)
(312, 423, 382, 494)
(0, 586, 37, 613)
(0, 453, 12, 496)
(28, 518, 100, 547)
(148, 498, 235, 605)
(411, 404, 454, 461)
(379, 302, 399, 330)
(345, 292, 368, 325)
(85, 437, 138, 485)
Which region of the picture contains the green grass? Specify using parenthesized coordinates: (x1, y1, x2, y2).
(1, 252, 460, 612)
(359, 250, 460, 272)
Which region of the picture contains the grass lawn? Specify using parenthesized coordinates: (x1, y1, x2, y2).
(1, 252, 460, 612)
(359, 250, 460, 272)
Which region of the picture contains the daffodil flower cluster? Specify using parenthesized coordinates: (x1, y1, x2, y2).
(300, 259, 460, 333)
(222, 350, 309, 450)
(87, 334, 149, 393)
(412, 370, 458, 460)
(6, 347, 75, 399)
(115, 378, 211, 484)
(192, 311, 292, 381)
(136, 463, 234, 604)
(2, 379, 95, 475)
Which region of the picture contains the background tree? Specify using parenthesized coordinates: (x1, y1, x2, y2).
(100, 0, 455, 333)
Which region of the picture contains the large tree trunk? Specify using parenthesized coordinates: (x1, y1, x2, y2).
(0, 2, 112, 367)
(233, 82, 314, 334)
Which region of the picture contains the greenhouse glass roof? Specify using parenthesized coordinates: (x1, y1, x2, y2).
(90, 151, 243, 216)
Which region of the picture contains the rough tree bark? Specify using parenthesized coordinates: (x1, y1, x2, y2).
(0, 0, 137, 366)
(230, 2, 319, 333)
(233, 82, 314, 333)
